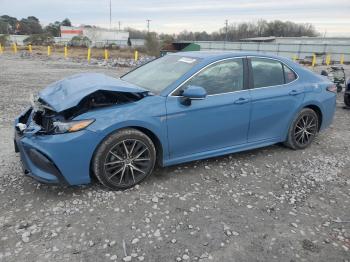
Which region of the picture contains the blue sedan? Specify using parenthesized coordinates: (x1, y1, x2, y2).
(14, 52, 337, 189)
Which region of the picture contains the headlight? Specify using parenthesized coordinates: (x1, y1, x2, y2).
(52, 119, 95, 134)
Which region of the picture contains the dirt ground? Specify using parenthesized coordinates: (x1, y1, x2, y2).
(0, 54, 349, 262)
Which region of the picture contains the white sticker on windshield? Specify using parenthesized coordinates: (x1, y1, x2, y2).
(178, 57, 196, 64)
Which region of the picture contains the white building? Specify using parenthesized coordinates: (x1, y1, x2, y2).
(59, 26, 130, 46)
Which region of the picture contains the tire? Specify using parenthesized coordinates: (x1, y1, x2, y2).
(345, 93, 350, 107)
(337, 85, 343, 93)
(284, 108, 319, 150)
(92, 128, 156, 190)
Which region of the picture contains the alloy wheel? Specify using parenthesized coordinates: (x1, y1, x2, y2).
(294, 114, 317, 146)
(103, 139, 152, 187)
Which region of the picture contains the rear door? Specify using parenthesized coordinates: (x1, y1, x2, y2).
(247, 57, 304, 142)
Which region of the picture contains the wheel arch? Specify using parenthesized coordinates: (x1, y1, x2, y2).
(128, 126, 164, 167)
(303, 104, 323, 131)
(89, 125, 165, 180)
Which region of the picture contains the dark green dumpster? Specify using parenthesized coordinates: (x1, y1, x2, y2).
(160, 42, 200, 56)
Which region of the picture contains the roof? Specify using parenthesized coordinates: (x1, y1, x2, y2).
(167, 51, 298, 69)
(169, 50, 286, 60)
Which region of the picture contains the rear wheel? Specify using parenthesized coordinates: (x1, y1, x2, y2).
(344, 93, 350, 107)
(92, 128, 156, 190)
(284, 108, 319, 150)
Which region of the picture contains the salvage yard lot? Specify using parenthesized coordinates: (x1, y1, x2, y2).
(0, 55, 349, 262)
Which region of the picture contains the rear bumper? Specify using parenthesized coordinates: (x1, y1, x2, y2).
(14, 107, 99, 186)
(319, 94, 337, 132)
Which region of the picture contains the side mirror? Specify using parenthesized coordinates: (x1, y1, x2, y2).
(182, 85, 207, 99)
(180, 85, 207, 106)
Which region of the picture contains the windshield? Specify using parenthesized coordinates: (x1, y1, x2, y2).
(121, 55, 201, 94)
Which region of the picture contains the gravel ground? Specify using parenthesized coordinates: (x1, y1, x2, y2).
(0, 54, 349, 262)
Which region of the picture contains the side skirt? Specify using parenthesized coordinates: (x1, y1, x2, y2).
(163, 137, 281, 167)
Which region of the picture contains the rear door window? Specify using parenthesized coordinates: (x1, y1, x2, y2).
(251, 58, 285, 88)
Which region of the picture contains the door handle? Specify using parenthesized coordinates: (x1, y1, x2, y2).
(289, 90, 302, 96)
(234, 97, 250, 104)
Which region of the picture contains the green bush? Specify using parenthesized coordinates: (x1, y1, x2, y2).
(145, 32, 160, 56)
(68, 36, 91, 47)
(24, 33, 54, 45)
(0, 34, 9, 46)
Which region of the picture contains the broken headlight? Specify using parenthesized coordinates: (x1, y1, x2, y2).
(52, 119, 95, 134)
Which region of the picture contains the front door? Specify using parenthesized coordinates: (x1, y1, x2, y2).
(166, 58, 251, 159)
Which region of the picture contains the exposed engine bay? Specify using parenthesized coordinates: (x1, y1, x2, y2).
(32, 90, 146, 134)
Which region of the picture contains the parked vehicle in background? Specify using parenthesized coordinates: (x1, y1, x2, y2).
(345, 79, 350, 107)
(321, 66, 346, 93)
(14, 52, 337, 190)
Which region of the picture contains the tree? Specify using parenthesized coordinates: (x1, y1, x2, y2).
(176, 19, 319, 41)
(45, 21, 61, 37)
(125, 27, 148, 39)
(69, 36, 91, 47)
(61, 18, 72, 26)
(18, 16, 43, 35)
(44, 19, 73, 37)
(159, 33, 174, 45)
(0, 15, 17, 34)
(23, 33, 54, 45)
(0, 34, 9, 45)
(145, 32, 160, 56)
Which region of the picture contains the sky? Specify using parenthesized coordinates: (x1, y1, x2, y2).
(1, 0, 350, 36)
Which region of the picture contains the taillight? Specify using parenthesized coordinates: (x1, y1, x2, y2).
(326, 84, 337, 93)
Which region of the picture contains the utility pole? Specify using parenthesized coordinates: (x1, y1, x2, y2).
(109, 0, 112, 29)
(225, 19, 228, 42)
(118, 21, 121, 31)
(146, 19, 151, 33)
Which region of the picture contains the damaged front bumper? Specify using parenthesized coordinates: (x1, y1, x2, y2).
(14, 107, 98, 185)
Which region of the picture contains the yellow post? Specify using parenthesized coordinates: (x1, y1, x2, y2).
(0, 43, 3, 54)
(325, 54, 331, 66)
(104, 48, 109, 60)
(87, 47, 91, 62)
(28, 44, 32, 53)
(13, 43, 17, 54)
(47, 46, 51, 56)
(340, 54, 344, 65)
(64, 46, 68, 58)
(292, 55, 298, 62)
(311, 53, 316, 67)
(134, 50, 138, 61)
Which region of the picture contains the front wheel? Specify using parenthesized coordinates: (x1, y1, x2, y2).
(284, 108, 319, 150)
(92, 128, 156, 190)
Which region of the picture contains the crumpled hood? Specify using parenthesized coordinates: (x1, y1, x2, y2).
(38, 73, 147, 112)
